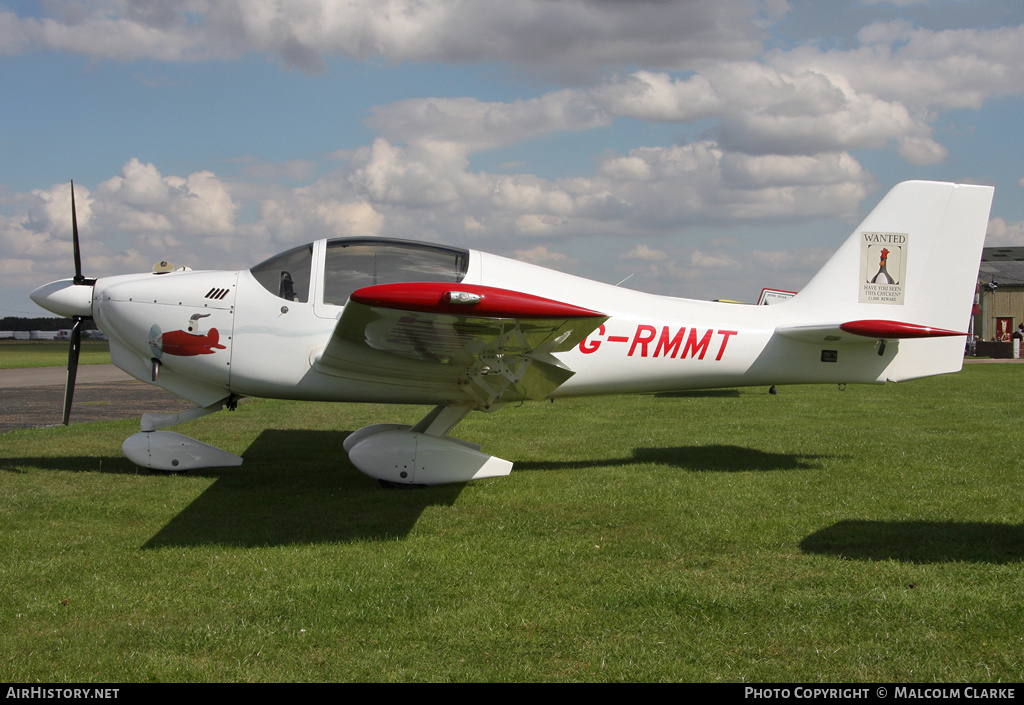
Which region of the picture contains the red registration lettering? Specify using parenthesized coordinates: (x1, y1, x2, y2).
(654, 327, 685, 358)
(716, 330, 738, 361)
(682, 328, 713, 359)
(628, 325, 657, 357)
(583, 323, 738, 361)
(579, 324, 606, 354)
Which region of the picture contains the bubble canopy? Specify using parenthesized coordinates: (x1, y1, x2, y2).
(250, 238, 470, 305)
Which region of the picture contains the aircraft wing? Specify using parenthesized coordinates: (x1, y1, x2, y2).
(314, 282, 608, 407)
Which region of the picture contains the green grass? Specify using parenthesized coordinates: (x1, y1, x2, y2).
(0, 340, 111, 369)
(1, 365, 1023, 682)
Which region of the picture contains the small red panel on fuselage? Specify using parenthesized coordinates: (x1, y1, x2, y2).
(839, 320, 967, 339)
(349, 282, 605, 319)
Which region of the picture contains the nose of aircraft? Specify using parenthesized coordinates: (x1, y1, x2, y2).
(30, 278, 94, 318)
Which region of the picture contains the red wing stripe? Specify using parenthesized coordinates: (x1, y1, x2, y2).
(350, 282, 605, 319)
(839, 320, 967, 339)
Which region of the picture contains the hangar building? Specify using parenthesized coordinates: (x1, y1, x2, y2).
(976, 247, 1024, 345)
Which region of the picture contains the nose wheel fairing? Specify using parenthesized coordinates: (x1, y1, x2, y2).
(122, 430, 243, 472)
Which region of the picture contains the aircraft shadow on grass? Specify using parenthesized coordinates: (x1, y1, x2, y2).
(655, 390, 743, 399)
(8, 434, 1018, 562)
(801, 520, 1024, 564)
(142, 436, 825, 548)
(1, 430, 459, 548)
(5, 431, 832, 548)
(513, 445, 827, 474)
(141, 429, 464, 549)
(2, 455, 133, 475)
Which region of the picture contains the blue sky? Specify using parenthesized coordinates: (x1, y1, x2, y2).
(2, 0, 1023, 317)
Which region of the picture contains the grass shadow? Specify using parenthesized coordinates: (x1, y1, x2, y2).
(5, 432, 822, 548)
(1, 455, 144, 475)
(142, 429, 464, 548)
(801, 520, 1024, 564)
(514, 444, 828, 473)
(655, 389, 743, 399)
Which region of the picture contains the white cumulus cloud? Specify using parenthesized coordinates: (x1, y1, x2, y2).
(5, 0, 769, 76)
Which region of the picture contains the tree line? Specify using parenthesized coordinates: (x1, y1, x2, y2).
(0, 317, 99, 332)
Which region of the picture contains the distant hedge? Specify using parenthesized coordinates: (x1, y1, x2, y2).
(1, 317, 99, 332)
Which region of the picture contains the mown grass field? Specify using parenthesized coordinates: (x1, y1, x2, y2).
(1, 363, 1022, 682)
(0, 339, 110, 369)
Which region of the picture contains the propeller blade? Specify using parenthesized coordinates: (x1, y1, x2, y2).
(61, 180, 97, 425)
(62, 316, 83, 425)
(68, 181, 96, 286)
(71, 180, 86, 285)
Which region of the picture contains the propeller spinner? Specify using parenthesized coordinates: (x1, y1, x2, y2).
(29, 181, 96, 425)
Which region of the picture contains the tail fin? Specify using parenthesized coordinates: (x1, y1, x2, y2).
(781, 181, 993, 381)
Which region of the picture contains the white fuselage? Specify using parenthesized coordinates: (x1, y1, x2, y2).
(89, 242, 920, 410)
(27, 181, 993, 483)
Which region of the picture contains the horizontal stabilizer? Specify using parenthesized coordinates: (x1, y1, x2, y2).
(839, 320, 967, 339)
(778, 320, 968, 344)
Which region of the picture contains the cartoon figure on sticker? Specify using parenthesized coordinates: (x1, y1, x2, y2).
(868, 247, 898, 284)
(148, 314, 227, 358)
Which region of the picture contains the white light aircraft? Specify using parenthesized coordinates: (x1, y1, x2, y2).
(31, 180, 993, 486)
